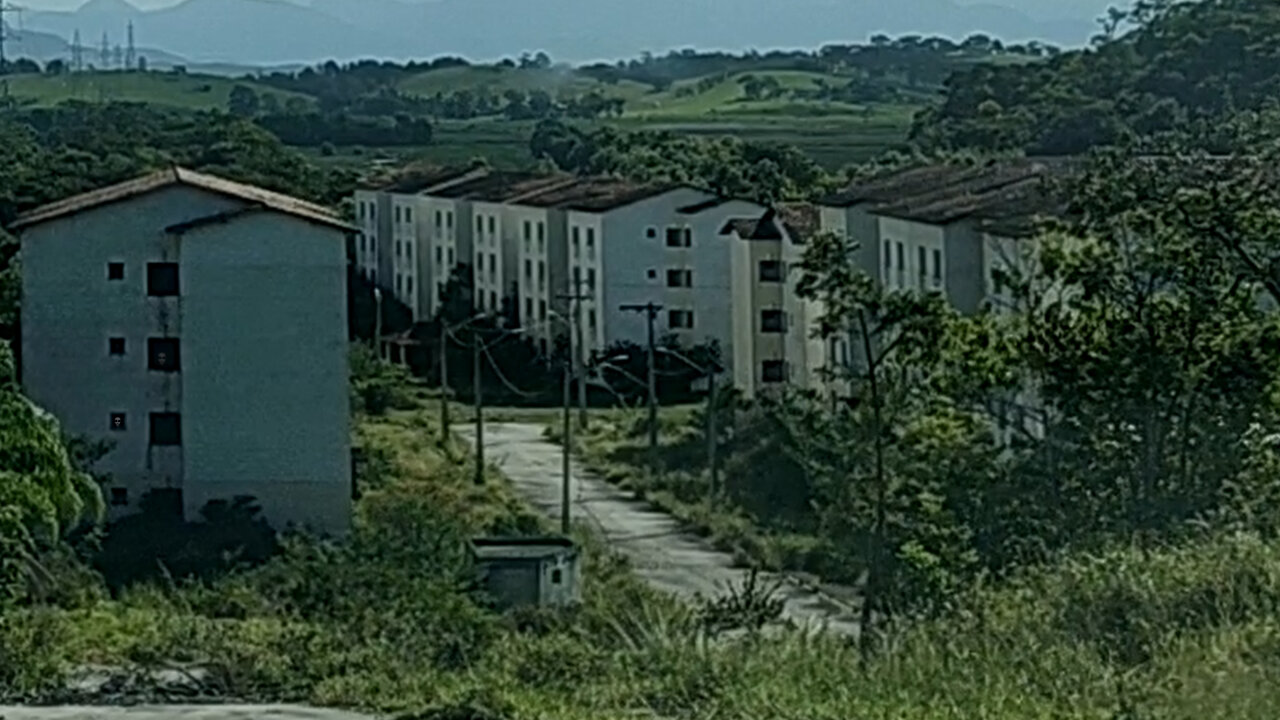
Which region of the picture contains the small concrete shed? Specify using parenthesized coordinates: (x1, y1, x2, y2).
(470, 536, 581, 610)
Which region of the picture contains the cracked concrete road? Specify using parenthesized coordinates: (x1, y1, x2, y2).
(0, 707, 375, 720)
(460, 422, 862, 636)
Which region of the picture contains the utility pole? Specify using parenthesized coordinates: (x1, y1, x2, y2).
(99, 32, 108, 71)
(372, 288, 383, 358)
(561, 352, 572, 535)
(472, 269, 484, 487)
(621, 302, 663, 455)
(558, 281, 591, 431)
(439, 320, 450, 439)
(707, 367, 720, 503)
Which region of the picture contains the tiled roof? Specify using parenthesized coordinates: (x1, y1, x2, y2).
(379, 165, 488, 194)
(429, 171, 576, 202)
(776, 203, 820, 244)
(818, 164, 988, 207)
(719, 216, 779, 240)
(11, 167, 354, 233)
(872, 160, 1070, 226)
(515, 177, 680, 212)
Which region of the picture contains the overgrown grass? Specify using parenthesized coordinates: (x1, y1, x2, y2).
(9, 390, 1280, 717)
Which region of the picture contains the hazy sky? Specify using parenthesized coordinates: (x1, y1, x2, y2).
(17, 0, 1119, 13)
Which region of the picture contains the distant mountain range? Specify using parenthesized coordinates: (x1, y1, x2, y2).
(16, 0, 1106, 67)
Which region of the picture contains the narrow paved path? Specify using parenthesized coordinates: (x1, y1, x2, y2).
(460, 422, 862, 636)
(0, 707, 374, 720)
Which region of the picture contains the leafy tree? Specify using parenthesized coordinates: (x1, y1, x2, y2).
(227, 84, 261, 118)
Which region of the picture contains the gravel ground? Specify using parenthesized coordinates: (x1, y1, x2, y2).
(459, 421, 862, 636)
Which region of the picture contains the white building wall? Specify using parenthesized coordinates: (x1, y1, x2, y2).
(599, 190, 764, 373)
(390, 195, 421, 318)
(423, 198, 461, 313)
(877, 216, 947, 295)
(566, 212, 605, 359)
(179, 211, 351, 535)
(20, 186, 351, 534)
(470, 203, 509, 317)
(508, 205, 556, 351)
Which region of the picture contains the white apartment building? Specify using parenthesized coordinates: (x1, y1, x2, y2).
(353, 166, 487, 321)
(513, 182, 765, 373)
(13, 168, 354, 535)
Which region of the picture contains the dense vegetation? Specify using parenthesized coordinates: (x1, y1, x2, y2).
(913, 0, 1280, 155)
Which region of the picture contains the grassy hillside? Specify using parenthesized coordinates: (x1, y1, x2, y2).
(1, 71, 311, 111)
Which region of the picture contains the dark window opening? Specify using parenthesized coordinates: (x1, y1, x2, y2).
(665, 227, 690, 247)
(669, 310, 694, 330)
(666, 269, 692, 288)
(149, 413, 182, 446)
(762, 360, 786, 384)
(109, 337, 126, 356)
(110, 487, 129, 506)
(107, 262, 125, 281)
(110, 413, 127, 431)
(551, 568, 564, 585)
(146, 263, 179, 297)
(148, 338, 181, 372)
(647, 269, 657, 280)
(646, 227, 657, 239)
(761, 310, 786, 334)
(759, 260, 783, 283)
(933, 249, 943, 282)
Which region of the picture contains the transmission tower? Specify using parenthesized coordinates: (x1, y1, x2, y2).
(125, 21, 135, 71)
(72, 29, 83, 72)
(112, 43, 122, 69)
(0, 2, 25, 72)
(99, 31, 109, 70)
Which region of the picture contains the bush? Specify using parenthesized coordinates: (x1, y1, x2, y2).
(350, 344, 415, 416)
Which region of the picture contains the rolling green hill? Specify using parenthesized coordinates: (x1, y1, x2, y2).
(1, 71, 312, 111)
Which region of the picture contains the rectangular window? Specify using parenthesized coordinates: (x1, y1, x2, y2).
(539, 300, 548, 320)
(668, 310, 694, 329)
(758, 260, 783, 283)
(404, 207, 412, 223)
(146, 263, 179, 297)
(405, 242, 412, 260)
(109, 337, 126, 356)
(588, 268, 596, 290)
(435, 211, 443, 228)
(477, 216, 484, 233)
(761, 310, 786, 334)
(586, 228, 596, 248)
(148, 338, 181, 372)
(762, 360, 786, 384)
(665, 227, 684, 247)
(523, 221, 532, 242)
(448, 248, 454, 265)
(538, 262, 546, 281)
(109, 413, 127, 431)
(488, 216, 496, 235)
(918, 246, 927, 282)
(574, 266, 581, 287)
(684, 228, 693, 247)
(149, 413, 182, 446)
(896, 242, 905, 271)
(884, 240, 892, 270)
(446, 212, 453, 229)
(646, 227, 657, 239)
(110, 487, 129, 507)
(396, 274, 403, 294)
(490, 291, 497, 310)
(359, 203, 366, 220)
(666, 269, 692, 288)
(436, 246, 443, 265)
(525, 259, 533, 278)
(933, 249, 943, 282)
(360, 235, 366, 252)
(525, 298, 533, 320)
(396, 241, 402, 258)
(395, 206, 402, 223)
(588, 310, 597, 328)
(107, 262, 125, 281)
(407, 276, 414, 294)
(537, 222, 545, 244)
(572, 227, 580, 247)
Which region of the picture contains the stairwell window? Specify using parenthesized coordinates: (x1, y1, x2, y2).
(107, 262, 125, 281)
(146, 263, 179, 297)
(148, 338, 181, 373)
(761, 309, 786, 334)
(933, 249, 943, 286)
(666, 227, 692, 247)
(668, 310, 694, 330)
(759, 260, 783, 283)
(762, 360, 786, 384)
(149, 413, 182, 447)
(666, 269, 693, 288)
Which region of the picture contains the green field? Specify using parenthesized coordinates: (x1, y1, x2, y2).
(1, 71, 310, 110)
(3, 66, 916, 170)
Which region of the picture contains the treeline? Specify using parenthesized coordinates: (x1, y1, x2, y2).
(529, 119, 845, 205)
(579, 34, 1058, 91)
(912, 0, 1280, 155)
(421, 88, 625, 121)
